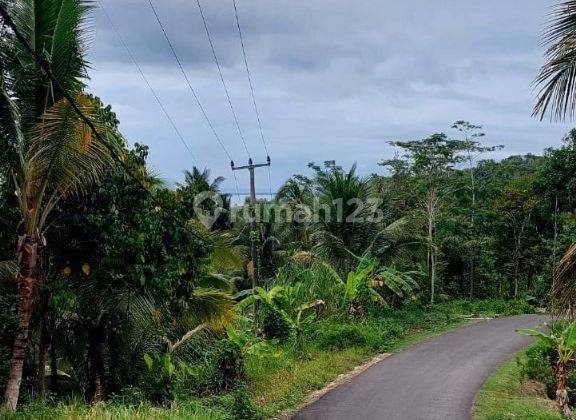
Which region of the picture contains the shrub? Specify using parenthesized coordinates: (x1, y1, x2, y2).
(315, 323, 367, 350)
(519, 341, 576, 405)
(230, 383, 262, 419)
(519, 342, 556, 399)
(260, 305, 291, 342)
(198, 339, 245, 394)
(141, 352, 176, 404)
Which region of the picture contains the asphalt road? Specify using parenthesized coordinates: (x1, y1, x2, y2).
(294, 314, 543, 420)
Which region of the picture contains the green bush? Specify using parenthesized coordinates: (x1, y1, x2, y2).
(260, 305, 291, 342)
(519, 342, 576, 405)
(188, 339, 245, 395)
(519, 342, 556, 400)
(230, 383, 262, 420)
(141, 352, 176, 404)
(314, 318, 407, 352)
(315, 323, 368, 350)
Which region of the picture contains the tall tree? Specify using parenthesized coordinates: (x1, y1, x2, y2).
(388, 133, 468, 303)
(451, 121, 503, 298)
(0, 0, 118, 410)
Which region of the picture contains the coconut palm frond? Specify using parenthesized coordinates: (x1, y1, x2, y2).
(534, 0, 576, 121)
(0, 260, 18, 284)
(553, 243, 576, 313)
(27, 94, 118, 199)
(185, 288, 237, 332)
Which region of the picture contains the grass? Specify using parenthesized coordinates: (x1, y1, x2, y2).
(473, 351, 561, 420)
(244, 299, 534, 417)
(245, 322, 471, 418)
(1, 299, 534, 420)
(0, 399, 228, 420)
(246, 346, 372, 416)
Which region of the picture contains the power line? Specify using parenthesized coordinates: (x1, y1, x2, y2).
(146, 0, 234, 164)
(104, 0, 241, 200)
(0, 3, 203, 240)
(96, 0, 199, 166)
(232, 0, 268, 157)
(195, 0, 251, 158)
(232, 0, 273, 197)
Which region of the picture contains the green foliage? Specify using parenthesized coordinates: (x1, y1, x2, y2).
(236, 284, 324, 349)
(518, 321, 576, 365)
(322, 252, 419, 316)
(229, 383, 262, 420)
(474, 349, 562, 420)
(141, 352, 176, 404)
(201, 339, 245, 394)
(520, 343, 557, 400)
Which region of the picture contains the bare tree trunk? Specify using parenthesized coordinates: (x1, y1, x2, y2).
(4, 236, 40, 411)
(468, 152, 476, 300)
(424, 188, 439, 304)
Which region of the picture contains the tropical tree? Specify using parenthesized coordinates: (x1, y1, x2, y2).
(178, 167, 224, 194)
(0, 0, 119, 409)
(275, 175, 314, 252)
(309, 161, 373, 272)
(518, 321, 576, 417)
(236, 284, 324, 350)
(387, 133, 468, 303)
(451, 121, 503, 298)
(3, 95, 117, 409)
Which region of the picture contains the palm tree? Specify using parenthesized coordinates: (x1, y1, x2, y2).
(1, 0, 117, 410)
(310, 162, 372, 272)
(179, 167, 225, 194)
(534, 2, 576, 313)
(276, 175, 314, 251)
(533, 0, 576, 121)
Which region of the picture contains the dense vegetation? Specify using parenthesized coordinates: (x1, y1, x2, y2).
(1, 0, 576, 419)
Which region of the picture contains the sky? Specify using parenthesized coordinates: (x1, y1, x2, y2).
(87, 0, 571, 197)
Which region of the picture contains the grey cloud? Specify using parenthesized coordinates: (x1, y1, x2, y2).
(87, 0, 570, 195)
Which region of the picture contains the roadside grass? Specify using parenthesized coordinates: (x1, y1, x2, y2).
(1, 299, 534, 420)
(474, 351, 561, 420)
(0, 399, 229, 420)
(247, 298, 532, 417)
(247, 346, 372, 416)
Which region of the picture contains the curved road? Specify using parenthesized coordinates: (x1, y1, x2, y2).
(294, 314, 543, 420)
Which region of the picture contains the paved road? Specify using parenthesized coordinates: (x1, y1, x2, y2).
(294, 314, 543, 420)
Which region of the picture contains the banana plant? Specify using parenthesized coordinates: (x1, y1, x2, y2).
(235, 284, 324, 350)
(323, 252, 419, 318)
(226, 325, 281, 358)
(518, 321, 576, 417)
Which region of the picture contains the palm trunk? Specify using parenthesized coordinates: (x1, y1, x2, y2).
(50, 333, 58, 393)
(555, 361, 572, 417)
(4, 236, 40, 411)
(87, 328, 104, 403)
(34, 300, 50, 396)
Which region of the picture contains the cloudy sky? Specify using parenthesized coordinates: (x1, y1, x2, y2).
(87, 0, 570, 197)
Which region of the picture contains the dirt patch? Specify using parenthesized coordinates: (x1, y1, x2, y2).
(275, 352, 391, 419)
(522, 379, 549, 398)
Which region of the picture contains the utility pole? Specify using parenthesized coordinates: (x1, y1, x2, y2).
(231, 156, 271, 304)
